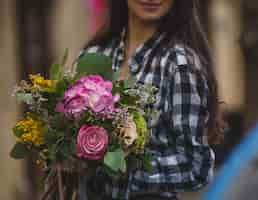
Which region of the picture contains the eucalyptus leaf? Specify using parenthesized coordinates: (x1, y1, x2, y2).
(16, 93, 34, 104)
(104, 148, 126, 173)
(10, 143, 29, 159)
(76, 53, 114, 80)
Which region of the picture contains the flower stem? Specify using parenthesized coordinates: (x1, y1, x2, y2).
(57, 164, 65, 200)
(40, 174, 57, 200)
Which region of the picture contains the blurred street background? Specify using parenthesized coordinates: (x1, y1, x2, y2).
(0, 0, 258, 199)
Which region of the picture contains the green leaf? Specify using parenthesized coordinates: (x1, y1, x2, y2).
(16, 93, 34, 104)
(48, 144, 58, 161)
(119, 94, 139, 106)
(55, 76, 74, 98)
(123, 77, 137, 89)
(13, 126, 24, 138)
(104, 148, 126, 173)
(61, 48, 69, 67)
(60, 140, 75, 158)
(112, 71, 120, 82)
(10, 143, 29, 159)
(142, 153, 153, 173)
(43, 130, 60, 144)
(76, 53, 114, 80)
(50, 63, 62, 80)
(112, 81, 125, 94)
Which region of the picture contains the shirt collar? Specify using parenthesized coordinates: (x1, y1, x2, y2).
(112, 28, 166, 75)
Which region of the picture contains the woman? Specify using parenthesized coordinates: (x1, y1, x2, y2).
(77, 0, 224, 199)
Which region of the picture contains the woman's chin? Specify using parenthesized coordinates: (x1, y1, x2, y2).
(135, 13, 164, 23)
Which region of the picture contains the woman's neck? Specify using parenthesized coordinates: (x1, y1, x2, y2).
(126, 13, 159, 56)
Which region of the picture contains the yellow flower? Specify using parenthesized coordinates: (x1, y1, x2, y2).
(29, 74, 57, 92)
(15, 115, 44, 147)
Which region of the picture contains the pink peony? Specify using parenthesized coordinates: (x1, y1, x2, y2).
(55, 75, 119, 116)
(76, 125, 108, 160)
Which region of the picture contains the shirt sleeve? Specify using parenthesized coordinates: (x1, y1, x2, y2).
(167, 65, 215, 192)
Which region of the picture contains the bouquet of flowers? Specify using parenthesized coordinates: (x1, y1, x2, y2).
(10, 50, 157, 200)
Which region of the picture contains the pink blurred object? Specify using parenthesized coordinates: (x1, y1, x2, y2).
(88, 0, 106, 33)
(90, 0, 105, 15)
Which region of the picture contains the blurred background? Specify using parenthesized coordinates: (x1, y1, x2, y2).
(0, 0, 257, 199)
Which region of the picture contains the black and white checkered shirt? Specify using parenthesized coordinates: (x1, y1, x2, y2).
(77, 29, 215, 200)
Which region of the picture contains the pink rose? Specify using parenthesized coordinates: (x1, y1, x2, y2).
(76, 125, 108, 160)
(55, 75, 119, 116)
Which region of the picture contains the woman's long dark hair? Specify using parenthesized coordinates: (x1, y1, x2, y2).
(85, 0, 225, 144)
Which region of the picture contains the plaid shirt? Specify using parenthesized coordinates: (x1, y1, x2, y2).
(77, 30, 215, 200)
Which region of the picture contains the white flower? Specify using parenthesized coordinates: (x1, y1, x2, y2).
(120, 116, 138, 147)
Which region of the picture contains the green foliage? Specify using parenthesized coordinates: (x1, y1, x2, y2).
(43, 130, 62, 145)
(104, 148, 126, 173)
(127, 153, 153, 173)
(120, 93, 139, 107)
(131, 111, 149, 154)
(41, 76, 74, 114)
(10, 50, 156, 185)
(55, 75, 74, 97)
(78, 111, 116, 134)
(98, 165, 122, 181)
(16, 93, 34, 104)
(76, 53, 114, 80)
(13, 126, 24, 137)
(47, 143, 58, 161)
(46, 136, 71, 162)
(61, 48, 69, 67)
(112, 81, 125, 94)
(141, 153, 153, 173)
(40, 94, 58, 115)
(50, 64, 62, 80)
(123, 77, 137, 88)
(112, 71, 120, 82)
(57, 139, 76, 160)
(50, 48, 69, 80)
(49, 114, 74, 133)
(10, 142, 29, 159)
(112, 81, 140, 107)
(99, 120, 116, 134)
(43, 115, 77, 162)
(78, 111, 95, 125)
